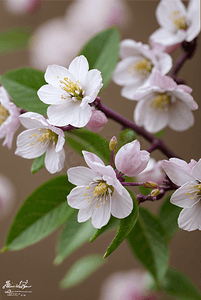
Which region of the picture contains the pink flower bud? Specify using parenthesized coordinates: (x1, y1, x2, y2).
(115, 140, 150, 177)
(4, 0, 41, 15)
(109, 136, 117, 151)
(86, 108, 107, 133)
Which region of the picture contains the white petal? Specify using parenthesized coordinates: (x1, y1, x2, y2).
(171, 90, 198, 110)
(67, 166, 96, 186)
(150, 28, 186, 46)
(91, 198, 111, 229)
(186, 0, 200, 41)
(78, 205, 93, 223)
(67, 186, 92, 209)
(68, 55, 89, 83)
(19, 112, 48, 129)
(85, 69, 103, 98)
(154, 51, 173, 75)
(120, 39, 145, 59)
(178, 202, 201, 231)
(121, 84, 142, 100)
(45, 145, 65, 173)
(110, 188, 133, 219)
(192, 159, 201, 182)
(82, 150, 105, 170)
(156, 0, 187, 31)
(45, 64, 75, 88)
(162, 159, 195, 186)
(171, 181, 200, 208)
(168, 101, 195, 131)
(15, 129, 48, 159)
(37, 84, 67, 105)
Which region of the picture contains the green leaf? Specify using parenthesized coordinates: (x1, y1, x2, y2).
(0, 27, 30, 54)
(65, 128, 111, 165)
(31, 153, 45, 174)
(90, 216, 119, 243)
(116, 128, 137, 152)
(154, 129, 165, 138)
(60, 254, 106, 289)
(5, 175, 75, 250)
(139, 185, 153, 196)
(158, 195, 182, 242)
(162, 267, 201, 300)
(54, 214, 96, 265)
(1, 68, 48, 115)
(103, 190, 139, 258)
(80, 28, 119, 89)
(127, 207, 169, 283)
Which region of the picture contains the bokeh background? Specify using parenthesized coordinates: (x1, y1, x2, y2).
(0, 1, 200, 299)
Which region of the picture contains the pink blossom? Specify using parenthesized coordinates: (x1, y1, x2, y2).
(0, 87, 20, 149)
(67, 151, 133, 229)
(162, 158, 201, 231)
(99, 270, 157, 300)
(115, 140, 150, 177)
(86, 108, 107, 132)
(134, 71, 198, 133)
(135, 158, 165, 185)
(150, 0, 200, 48)
(149, 39, 181, 55)
(0, 174, 16, 219)
(112, 39, 172, 100)
(4, 0, 40, 15)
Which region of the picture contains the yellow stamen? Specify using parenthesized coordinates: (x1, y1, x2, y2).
(93, 182, 108, 197)
(170, 11, 188, 30)
(83, 193, 87, 196)
(0, 103, 10, 126)
(128, 59, 153, 78)
(59, 77, 83, 100)
(150, 93, 171, 111)
(30, 129, 58, 146)
(86, 186, 90, 190)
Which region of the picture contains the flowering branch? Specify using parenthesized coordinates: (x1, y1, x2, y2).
(94, 98, 179, 159)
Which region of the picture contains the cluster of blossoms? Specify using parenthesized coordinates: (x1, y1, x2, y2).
(0, 0, 200, 234)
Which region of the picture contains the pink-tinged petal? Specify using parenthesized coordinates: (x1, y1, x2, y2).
(162, 159, 195, 186)
(110, 188, 133, 219)
(44, 64, 76, 88)
(177, 85, 192, 94)
(119, 39, 146, 59)
(186, 0, 200, 41)
(82, 150, 105, 174)
(154, 51, 172, 75)
(45, 145, 65, 173)
(149, 38, 181, 54)
(192, 159, 201, 182)
(67, 166, 96, 186)
(77, 205, 93, 223)
(170, 181, 199, 208)
(134, 98, 149, 126)
(68, 55, 89, 83)
(86, 109, 107, 132)
(150, 71, 177, 91)
(171, 90, 198, 110)
(141, 104, 169, 133)
(189, 159, 198, 169)
(113, 56, 147, 86)
(37, 84, 67, 105)
(85, 69, 103, 98)
(15, 129, 48, 159)
(133, 150, 150, 175)
(156, 0, 187, 32)
(178, 202, 201, 231)
(19, 112, 48, 129)
(103, 174, 123, 196)
(67, 186, 92, 209)
(91, 198, 111, 228)
(150, 28, 186, 46)
(121, 84, 145, 101)
(168, 100, 195, 131)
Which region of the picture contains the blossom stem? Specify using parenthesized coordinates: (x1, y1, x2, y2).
(169, 38, 198, 84)
(94, 98, 179, 159)
(122, 182, 145, 187)
(110, 150, 114, 167)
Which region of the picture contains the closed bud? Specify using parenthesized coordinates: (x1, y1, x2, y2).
(86, 108, 107, 133)
(109, 136, 117, 151)
(151, 189, 160, 197)
(143, 181, 158, 189)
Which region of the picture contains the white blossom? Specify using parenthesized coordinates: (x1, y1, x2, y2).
(37, 55, 103, 128)
(15, 112, 65, 174)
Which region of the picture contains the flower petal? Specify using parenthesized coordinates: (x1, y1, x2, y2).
(154, 51, 173, 75)
(171, 181, 199, 208)
(45, 64, 75, 88)
(110, 188, 133, 219)
(19, 112, 48, 129)
(150, 28, 186, 46)
(178, 202, 201, 231)
(192, 159, 201, 182)
(171, 90, 198, 110)
(37, 84, 67, 105)
(68, 55, 89, 83)
(45, 145, 65, 173)
(67, 166, 97, 186)
(67, 186, 92, 209)
(77, 205, 93, 223)
(82, 150, 105, 170)
(85, 69, 103, 98)
(91, 198, 111, 228)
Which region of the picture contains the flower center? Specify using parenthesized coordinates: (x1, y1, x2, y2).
(185, 183, 201, 199)
(30, 129, 58, 147)
(170, 11, 188, 31)
(93, 182, 108, 197)
(59, 77, 84, 100)
(150, 93, 171, 111)
(128, 59, 153, 78)
(0, 103, 10, 126)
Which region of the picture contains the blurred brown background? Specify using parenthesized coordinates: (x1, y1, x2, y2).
(0, 1, 201, 299)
